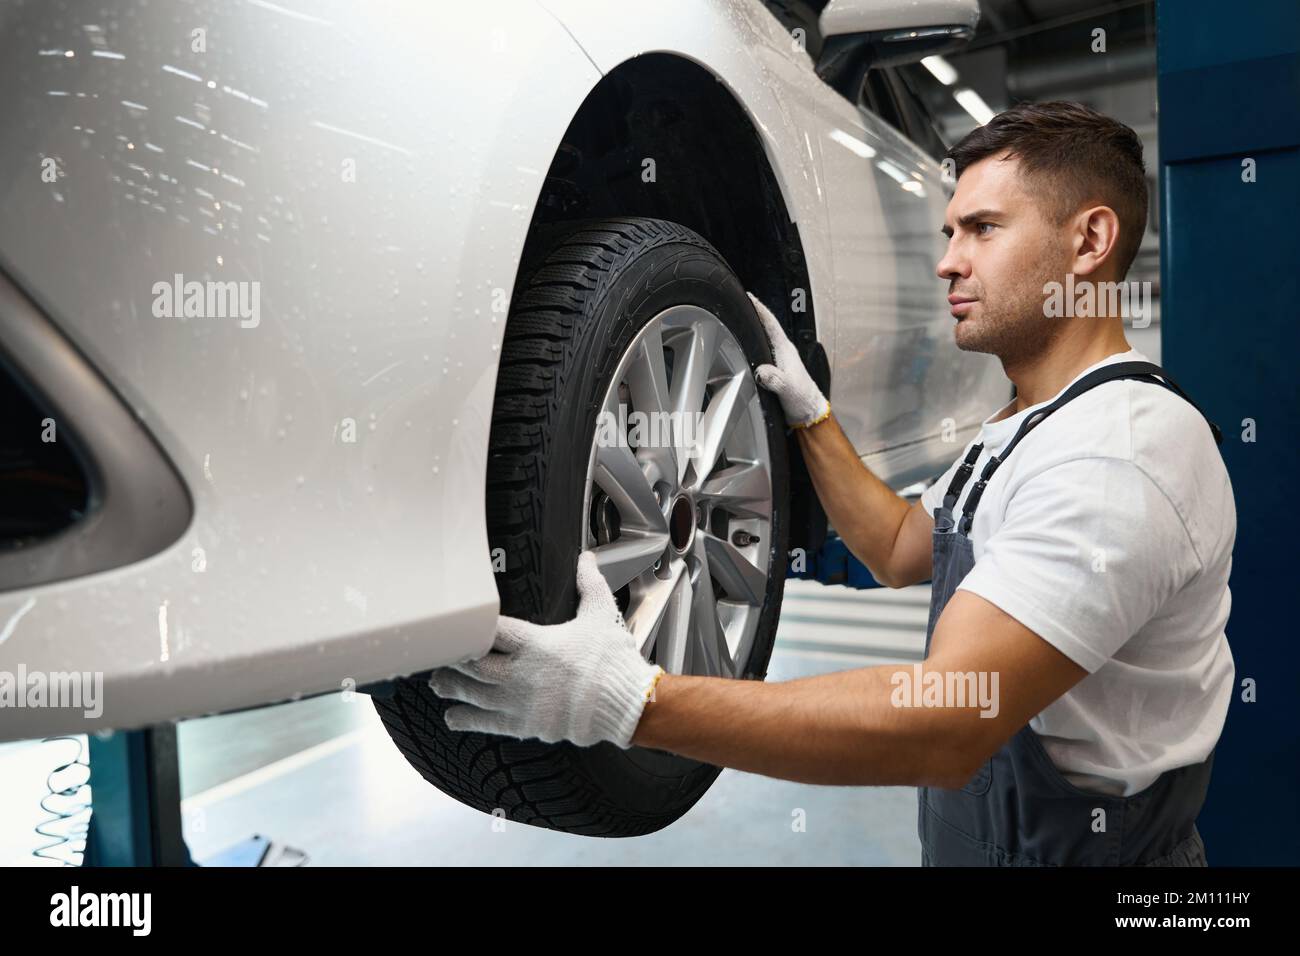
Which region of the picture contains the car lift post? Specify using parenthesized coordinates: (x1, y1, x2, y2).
(82, 724, 306, 867)
(84, 727, 193, 867)
(790, 533, 887, 589)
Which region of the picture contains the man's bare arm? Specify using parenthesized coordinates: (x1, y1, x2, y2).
(631, 589, 1089, 787)
(795, 415, 934, 588)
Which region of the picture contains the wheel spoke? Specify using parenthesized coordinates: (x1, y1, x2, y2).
(700, 531, 766, 605)
(626, 321, 678, 482)
(624, 556, 686, 660)
(594, 442, 666, 534)
(669, 321, 719, 482)
(688, 543, 734, 678)
(688, 371, 753, 486)
(657, 572, 693, 673)
(627, 559, 691, 667)
(699, 461, 771, 519)
(590, 532, 669, 592)
(626, 321, 672, 417)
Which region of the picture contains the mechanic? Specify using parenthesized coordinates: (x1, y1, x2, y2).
(428, 102, 1236, 866)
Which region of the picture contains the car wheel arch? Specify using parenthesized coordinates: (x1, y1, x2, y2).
(518, 52, 823, 352)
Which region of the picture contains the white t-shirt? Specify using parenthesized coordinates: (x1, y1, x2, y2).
(920, 348, 1236, 796)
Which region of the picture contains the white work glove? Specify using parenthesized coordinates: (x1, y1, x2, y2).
(428, 552, 665, 748)
(748, 292, 831, 429)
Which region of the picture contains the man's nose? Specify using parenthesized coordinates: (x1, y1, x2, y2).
(936, 241, 969, 282)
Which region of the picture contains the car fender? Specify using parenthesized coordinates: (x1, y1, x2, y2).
(0, 0, 600, 739)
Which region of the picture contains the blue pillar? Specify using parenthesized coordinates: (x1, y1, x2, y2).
(85, 727, 192, 867)
(790, 534, 887, 589)
(1157, 0, 1300, 864)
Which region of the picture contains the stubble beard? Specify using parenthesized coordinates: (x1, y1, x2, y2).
(954, 282, 1061, 368)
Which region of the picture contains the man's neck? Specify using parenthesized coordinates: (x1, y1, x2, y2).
(1004, 318, 1132, 412)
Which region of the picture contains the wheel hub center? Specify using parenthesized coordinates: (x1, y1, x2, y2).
(669, 495, 695, 553)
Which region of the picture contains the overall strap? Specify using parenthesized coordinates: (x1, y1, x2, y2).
(957, 361, 1223, 535)
(941, 441, 984, 511)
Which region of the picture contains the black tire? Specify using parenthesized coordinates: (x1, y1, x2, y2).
(374, 217, 790, 837)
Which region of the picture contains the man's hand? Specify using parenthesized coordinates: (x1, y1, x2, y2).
(748, 291, 930, 587)
(428, 552, 665, 748)
(748, 292, 830, 429)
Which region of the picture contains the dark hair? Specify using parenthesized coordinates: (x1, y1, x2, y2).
(946, 101, 1149, 278)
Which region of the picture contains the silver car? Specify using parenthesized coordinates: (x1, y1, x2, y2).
(0, 0, 1004, 834)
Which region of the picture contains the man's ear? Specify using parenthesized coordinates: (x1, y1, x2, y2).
(1071, 204, 1122, 278)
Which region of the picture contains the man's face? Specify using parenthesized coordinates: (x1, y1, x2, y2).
(937, 153, 1072, 363)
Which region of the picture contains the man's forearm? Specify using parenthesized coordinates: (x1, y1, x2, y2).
(631, 669, 973, 788)
(796, 415, 912, 582)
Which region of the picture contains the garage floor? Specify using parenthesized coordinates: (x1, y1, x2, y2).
(2, 580, 929, 867)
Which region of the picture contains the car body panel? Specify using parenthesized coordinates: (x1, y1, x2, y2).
(0, 0, 599, 740)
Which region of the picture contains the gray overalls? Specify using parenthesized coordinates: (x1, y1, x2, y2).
(918, 361, 1223, 866)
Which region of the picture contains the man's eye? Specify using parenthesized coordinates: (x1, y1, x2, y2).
(976, 222, 996, 235)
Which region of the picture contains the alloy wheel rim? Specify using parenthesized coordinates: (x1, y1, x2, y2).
(581, 305, 773, 678)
